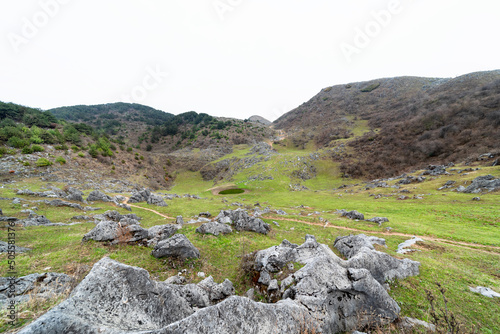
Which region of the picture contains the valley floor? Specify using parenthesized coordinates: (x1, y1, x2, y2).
(1, 143, 499, 333)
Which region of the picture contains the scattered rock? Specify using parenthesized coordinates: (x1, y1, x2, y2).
(86, 190, 113, 202)
(462, 175, 500, 193)
(340, 210, 365, 220)
(175, 215, 185, 226)
(398, 317, 436, 332)
(438, 180, 456, 190)
(165, 274, 186, 285)
(0, 272, 73, 307)
(199, 212, 212, 218)
(216, 209, 271, 235)
(422, 165, 448, 176)
(472, 197, 481, 201)
(147, 224, 180, 246)
(196, 221, 233, 236)
(147, 193, 168, 207)
(334, 234, 420, 285)
(366, 217, 389, 226)
(152, 234, 200, 259)
(0, 241, 31, 253)
(469, 286, 500, 298)
(82, 221, 148, 245)
(396, 237, 424, 254)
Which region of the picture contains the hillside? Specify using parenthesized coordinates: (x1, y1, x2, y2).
(274, 70, 500, 178)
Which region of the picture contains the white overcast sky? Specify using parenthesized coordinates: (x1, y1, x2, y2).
(1, 0, 499, 121)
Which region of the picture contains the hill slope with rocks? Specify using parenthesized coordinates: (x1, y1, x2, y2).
(274, 70, 500, 178)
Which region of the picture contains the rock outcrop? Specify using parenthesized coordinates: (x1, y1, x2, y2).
(19, 233, 421, 334)
(334, 234, 420, 284)
(252, 234, 412, 332)
(18, 258, 314, 334)
(0, 241, 31, 253)
(216, 209, 271, 235)
(0, 272, 73, 307)
(152, 234, 200, 259)
(196, 221, 233, 236)
(128, 188, 168, 206)
(462, 175, 500, 193)
(86, 190, 114, 202)
(82, 220, 149, 245)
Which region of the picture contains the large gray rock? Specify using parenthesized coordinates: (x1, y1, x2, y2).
(147, 193, 168, 207)
(216, 209, 271, 235)
(463, 175, 500, 193)
(0, 272, 73, 307)
(253, 235, 403, 333)
(21, 215, 54, 227)
(17, 258, 240, 334)
(65, 187, 84, 202)
(286, 257, 401, 333)
(82, 221, 149, 245)
(0, 241, 31, 253)
(341, 210, 365, 220)
(334, 234, 386, 259)
(147, 224, 180, 246)
(17, 258, 195, 333)
(129, 188, 168, 207)
(334, 234, 420, 284)
(196, 221, 233, 236)
(128, 188, 152, 203)
(86, 190, 113, 202)
(152, 234, 200, 259)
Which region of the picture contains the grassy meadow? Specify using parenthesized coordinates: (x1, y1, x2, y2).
(0, 142, 499, 333)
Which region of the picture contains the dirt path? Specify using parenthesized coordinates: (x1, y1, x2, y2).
(122, 197, 174, 219)
(265, 216, 500, 255)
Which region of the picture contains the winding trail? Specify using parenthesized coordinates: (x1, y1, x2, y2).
(120, 197, 499, 255)
(122, 197, 174, 219)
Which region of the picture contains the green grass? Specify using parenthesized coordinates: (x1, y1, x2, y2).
(1, 143, 499, 332)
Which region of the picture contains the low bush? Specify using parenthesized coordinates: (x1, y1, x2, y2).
(55, 156, 66, 165)
(35, 158, 53, 167)
(31, 145, 44, 152)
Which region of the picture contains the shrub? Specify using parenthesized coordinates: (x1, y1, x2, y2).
(146, 144, 152, 151)
(55, 144, 68, 151)
(23, 161, 30, 166)
(36, 158, 52, 167)
(78, 152, 85, 158)
(32, 145, 44, 152)
(55, 156, 66, 165)
(22, 147, 34, 154)
(127, 147, 133, 152)
(71, 145, 79, 152)
(88, 144, 99, 158)
(7, 136, 29, 149)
